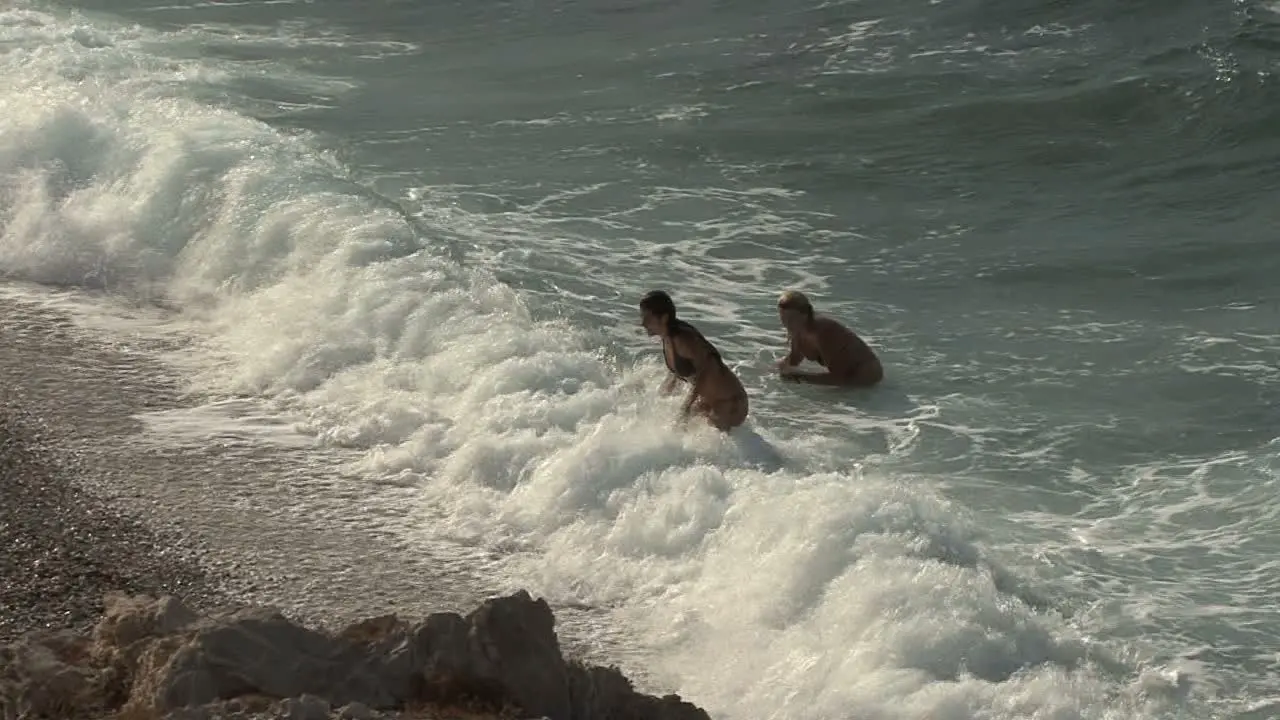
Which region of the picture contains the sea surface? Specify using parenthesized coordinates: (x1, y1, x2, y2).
(3, 0, 1280, 717)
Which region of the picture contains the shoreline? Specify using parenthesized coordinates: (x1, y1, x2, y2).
(0, 397, 236, 646)
(0, 290, 527, 632)
(1, 290, 237, 645)
(0, 290, 701, 718)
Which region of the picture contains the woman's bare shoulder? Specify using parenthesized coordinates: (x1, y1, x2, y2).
(672, 324, 717, 356)
(814, 315, 861, 339)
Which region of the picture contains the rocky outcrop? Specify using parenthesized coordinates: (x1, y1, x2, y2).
(0, 590, 710, 720)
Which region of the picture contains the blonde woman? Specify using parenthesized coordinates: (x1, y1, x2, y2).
(775, 290, 884, 387)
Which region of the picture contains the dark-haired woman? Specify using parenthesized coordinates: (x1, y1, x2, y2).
(639, 290, 749, 432)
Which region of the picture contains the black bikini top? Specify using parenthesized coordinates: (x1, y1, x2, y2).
(664, 320, 719, 380)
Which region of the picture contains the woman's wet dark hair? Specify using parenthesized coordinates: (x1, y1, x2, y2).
(640, 290, 680, 333)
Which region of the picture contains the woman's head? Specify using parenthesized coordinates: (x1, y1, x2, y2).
(777, 289, 814, 330)
(640, 290, 677, 336)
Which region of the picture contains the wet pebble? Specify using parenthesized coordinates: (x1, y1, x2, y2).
(0, 396, 230, 644)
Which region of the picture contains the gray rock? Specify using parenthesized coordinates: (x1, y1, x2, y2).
(137, 606, 379, 710)
(374, 590, 570, 716)
(156, 595, 202, 635)
(280, 693, 330, 720)
(455, 589, 573, 719)
(93, 592, 200, 667)
(164, 705, 213, 720)
(0, 630, 99, 718)
(336, 700, 376, 720)
(567, 661, 710, 720)
(1, 588, 712, 720)
(376, 611, 466, 702)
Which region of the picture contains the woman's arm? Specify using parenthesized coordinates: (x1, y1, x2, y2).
(777, 334, 803, 369)
(780, 325, 861, 385)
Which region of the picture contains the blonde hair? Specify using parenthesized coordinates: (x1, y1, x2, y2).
(777, 290, 814, 318)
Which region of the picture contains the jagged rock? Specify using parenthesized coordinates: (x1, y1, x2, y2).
(463, 590, 572, 719)
(338, 616, 406, 647)
(159, 695, 287, 720)
(119, 605, 392, 716)
(94, 592, 200, 657)
(93, 593, 203, 711)
(335, 701, 375, 720)
(380, 590, 571, 718)
(0, 589, 712, 720)
(163, 706, 212, 720)
(0, 630, 99, 718)
(280, 693, 330, 720)
(567, 663, 710, 720)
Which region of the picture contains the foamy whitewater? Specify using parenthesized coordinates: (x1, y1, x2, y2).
(4, 1, 1280, 718)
